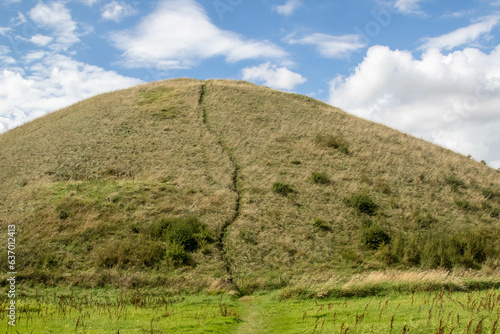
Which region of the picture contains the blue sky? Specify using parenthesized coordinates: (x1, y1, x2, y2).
(1, 0, 500, 168)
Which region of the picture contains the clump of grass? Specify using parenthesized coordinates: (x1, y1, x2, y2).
(360, 225, 391, 250)
(58, 209, 69, 220)
(313, 218, 331, 231)
(272, 182, 296, 196)
(315, 134, 349, 154)
(445, 175, 467, 191)
(344, 192, 378, 216)
(482, 187, 500, 201)
(311, 172, 330, 185)
(455, 199, 478, 212)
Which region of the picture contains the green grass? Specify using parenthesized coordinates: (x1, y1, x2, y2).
(0, 289, 242, 333)
(1, 288, 499, 333)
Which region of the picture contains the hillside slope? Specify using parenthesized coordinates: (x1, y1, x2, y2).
(1, 79, 499, 293)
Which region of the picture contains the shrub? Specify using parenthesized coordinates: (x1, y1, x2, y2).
(315, 134, 349, 154)
(360, 226, 390, 249)
(345, 192, 378, 216)
(272, 182, 295, 196)
(165, 241, 190, 267)
(150, 216, 211, 252)
(136, 240, 166, 268)
(311, 172, 330, 184)
(375, 243, 398, 265)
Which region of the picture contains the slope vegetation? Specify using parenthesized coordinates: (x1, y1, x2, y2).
(0, 79, 499, 294)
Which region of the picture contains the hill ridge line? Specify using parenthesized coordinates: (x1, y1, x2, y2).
(199, 81, 241, 292)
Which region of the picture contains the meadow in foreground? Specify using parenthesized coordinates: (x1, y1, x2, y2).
(1, 287, 499, 333)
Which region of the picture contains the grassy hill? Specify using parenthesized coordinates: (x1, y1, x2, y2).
(1, 78, 499, 295)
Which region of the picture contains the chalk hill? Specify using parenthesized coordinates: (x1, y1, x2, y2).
(1, 79, 499, 294)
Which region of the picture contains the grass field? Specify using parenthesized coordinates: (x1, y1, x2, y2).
(1, 287, 499, 333)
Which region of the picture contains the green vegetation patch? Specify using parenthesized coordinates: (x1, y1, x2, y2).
(315, 134, 349, 154)
(311, 172, 330, 184)
(360, 225, 391, 250)
(344, 192, 378, 216)
(4, 288, 500, 334)
(313, 218, 331, 232)
(272, 182, 296, 196)
(445, 174, 467, 191)
(0, 290, 241, 333)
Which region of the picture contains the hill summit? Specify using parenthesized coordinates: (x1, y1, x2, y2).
(1, 79, 499, 294)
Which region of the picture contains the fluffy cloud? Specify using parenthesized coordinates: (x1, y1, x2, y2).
(329, 45, 500, 165)
(0, 54, 142, 133)
(394, 0, 425, 15)
(29, 34, 54, 46)
(28, 2, 80, 51)
(421, 15, 500, 51)
(273, 0, 302, 16)
(110, 0, 287, 70)
(241, 62, 306, 91)
(288, 33, 366, 59)
(101, 1, 137, 22)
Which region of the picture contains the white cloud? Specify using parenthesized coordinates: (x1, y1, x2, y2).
(29, 34, 54, 46)
(0, 54, 142, 133)
(394, 0, 425, 15)
(3, 0, 21, 4)
(328, 45, 500, 164)
(420, 15, 500, 51)
(10, 12, 26, 26)
(101, 1, 137, 22)
(110, 0, 287, 70)
(440, 10, 475, 19)
(288, 33, 367, 59)
(273, 0, 302, 16)
(0, 46, 16, 65)
(80, 0, 100, 6)
(28, 2, 80, 51)
(241, 62, 306, 91)
(0, 27, 12, 36)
